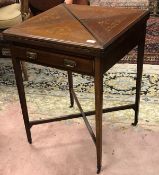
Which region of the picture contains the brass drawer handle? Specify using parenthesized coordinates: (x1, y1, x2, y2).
(26, 51, 37, 60)
(64, 59, 76, 68)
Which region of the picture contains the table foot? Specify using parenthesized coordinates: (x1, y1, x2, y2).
(132, 108, 139, 126)
(97, 166, 101, 174)
(131, 122, 138, 126)
(26, 131, 32, 144)
(28, 138, 32, 144)
(69, 94, 74, 108)
(69, 103, 74, 108)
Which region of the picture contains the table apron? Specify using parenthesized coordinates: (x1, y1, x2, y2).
(102, 21, 146, 73)
(11, 45, 95, 76)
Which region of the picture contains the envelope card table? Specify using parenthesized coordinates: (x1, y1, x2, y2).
(3, 4, 150, 173)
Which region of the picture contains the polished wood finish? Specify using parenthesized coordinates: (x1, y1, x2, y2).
(67, 71, 74, 107)
(133, 23, 147, 126)
(94, 56, 103, 173)
(3, 5, 149, 50)
(11, 56, 32, 143)
(3, 4, 150, 173)
(72, 89, 96, 144)
(10, 45, 94, 75)
(29, 104, 136, 126)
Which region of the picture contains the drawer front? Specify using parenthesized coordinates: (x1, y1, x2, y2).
(12, 46, 94, 75)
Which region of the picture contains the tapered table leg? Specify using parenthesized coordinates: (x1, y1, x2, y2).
(132, 26, 146, 126)
(68, 71, 74, 107)
(12, 57, 32, 144)
(94, 57, 103, 173)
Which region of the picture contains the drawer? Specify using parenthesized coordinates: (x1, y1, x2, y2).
(12, 46, 94, 75)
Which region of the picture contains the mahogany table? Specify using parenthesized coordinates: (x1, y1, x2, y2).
(3, 4, 149, 173)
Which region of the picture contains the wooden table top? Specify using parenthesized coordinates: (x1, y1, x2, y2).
(3, 4, 149, 51)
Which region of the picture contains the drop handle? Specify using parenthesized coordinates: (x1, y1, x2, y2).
(26, 51, 37, 60)
(64, 59, 76, 68)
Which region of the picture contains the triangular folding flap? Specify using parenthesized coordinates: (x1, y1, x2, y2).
(5, 4, 101, 48)
(67, 5, 145, 47)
